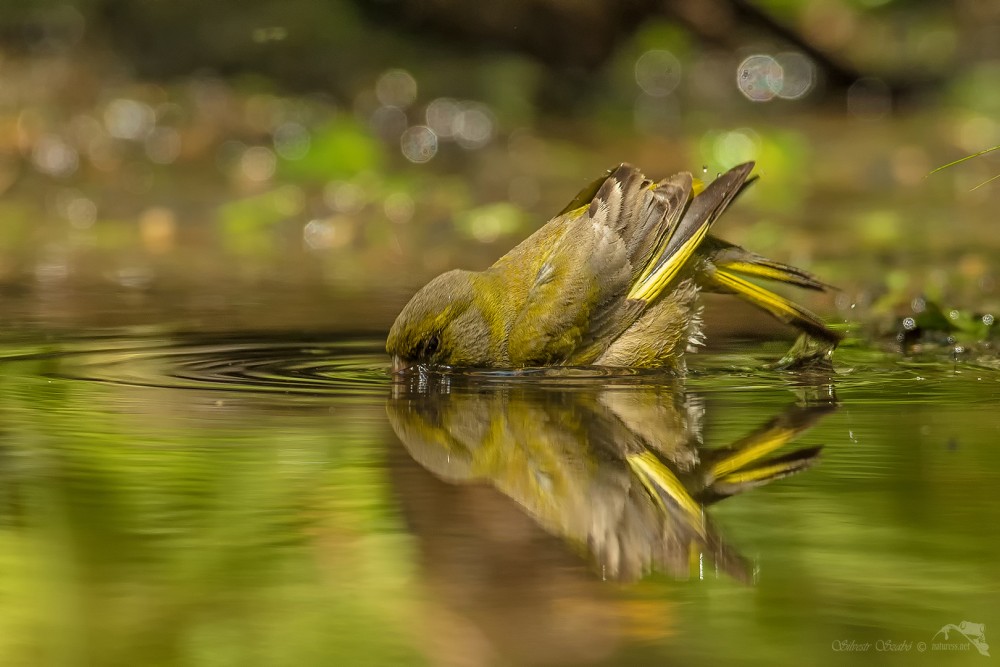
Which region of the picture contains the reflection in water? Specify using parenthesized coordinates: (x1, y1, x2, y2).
(388, 373, 836, 584)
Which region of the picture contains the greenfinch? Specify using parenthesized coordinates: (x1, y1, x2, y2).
(388, 161, 840, 372)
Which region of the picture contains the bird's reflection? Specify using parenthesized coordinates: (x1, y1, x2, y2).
(387, 372, 835, 583)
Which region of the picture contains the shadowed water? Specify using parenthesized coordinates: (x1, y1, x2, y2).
(0, 333, 997, 665)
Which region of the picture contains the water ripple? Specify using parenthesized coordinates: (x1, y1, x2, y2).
(29, 336, 392, 396)
(1, 333, 996, 403)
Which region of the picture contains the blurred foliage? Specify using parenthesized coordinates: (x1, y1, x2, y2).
(0, 1, 997, 342)
(278, 118, 383, 181)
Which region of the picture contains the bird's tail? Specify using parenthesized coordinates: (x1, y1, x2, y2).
(701, 237, 842, 344)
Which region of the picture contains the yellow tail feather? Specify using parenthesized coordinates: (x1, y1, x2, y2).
(714, 258, 828, 291)
(709, 268, 841, 342)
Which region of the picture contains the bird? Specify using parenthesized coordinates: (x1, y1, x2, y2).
(387, 161, 841, 372)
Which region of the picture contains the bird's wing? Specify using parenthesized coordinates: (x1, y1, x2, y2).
(627, 162, 756, 304)
(507, 165, 692, 366)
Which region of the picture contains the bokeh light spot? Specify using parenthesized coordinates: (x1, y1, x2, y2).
(774, 52, 815, 100)
(104, 98, 155, 140)
(66, 197, 97, 229)
(273, 122, 311, 160)
(425, 98, 460, 138)
(375, 69, 418, 108)
(384, 192, 415, 224)
(737, 55, 782, 102)
(303, 217, 353, 250)
(400, 125, 437, 163)
(240, 146, 277, 182)
(634, 49, 682, 97)
(145, 127, 182, 165)
(453, 104, 494, 149)
(955, 115, 998, 155)
(139, 207, 177, 254)
(712, 129, 760, 166)
(32, 135, 79, 177)
(324, 181, 366, 214)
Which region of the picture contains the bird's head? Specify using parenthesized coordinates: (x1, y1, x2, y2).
(386, 269, 493, 372)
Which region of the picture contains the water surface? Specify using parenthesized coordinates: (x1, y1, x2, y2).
(0, 333, 997, 665)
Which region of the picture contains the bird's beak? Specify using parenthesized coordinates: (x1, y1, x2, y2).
(391, 355, 408, 375)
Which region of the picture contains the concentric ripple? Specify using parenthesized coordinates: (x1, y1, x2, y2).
(13, 335, 393, 396)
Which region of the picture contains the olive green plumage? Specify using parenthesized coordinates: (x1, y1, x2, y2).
(387, 161, 840, 371)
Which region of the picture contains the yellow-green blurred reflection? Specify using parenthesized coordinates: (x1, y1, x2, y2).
(388, 374, 834, 583)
